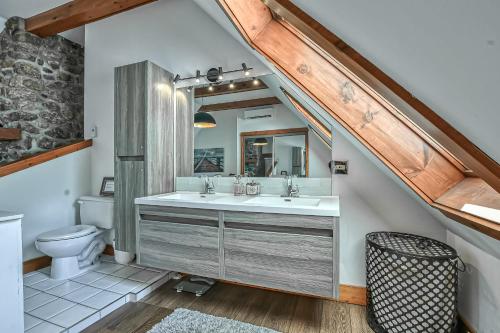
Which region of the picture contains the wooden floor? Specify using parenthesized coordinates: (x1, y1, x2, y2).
(83, 279, 374, 333)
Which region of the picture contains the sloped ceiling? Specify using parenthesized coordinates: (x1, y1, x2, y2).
(290, 0, 500, 165)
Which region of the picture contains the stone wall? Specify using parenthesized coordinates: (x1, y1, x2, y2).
(0, 17, 84, 164)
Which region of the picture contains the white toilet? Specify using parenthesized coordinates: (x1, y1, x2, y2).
(35, 196, 114, 280)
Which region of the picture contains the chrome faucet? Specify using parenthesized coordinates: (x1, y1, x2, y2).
(282, 175, 300, 197)
(200, 175, 218, 194)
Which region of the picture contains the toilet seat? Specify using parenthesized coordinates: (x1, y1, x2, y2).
(37, 225, 97, 242)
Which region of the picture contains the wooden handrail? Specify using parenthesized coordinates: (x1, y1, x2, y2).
(0, 139, 93, 177)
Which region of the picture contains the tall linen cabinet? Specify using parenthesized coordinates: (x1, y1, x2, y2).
(114, 61, 175, 254)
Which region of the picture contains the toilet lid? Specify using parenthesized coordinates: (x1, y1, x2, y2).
(37, 225, 97, 242)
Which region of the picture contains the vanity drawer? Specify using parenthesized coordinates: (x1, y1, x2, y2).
(223, 227, 334, 297)
(138, 220, 219, 278)
(224, 211, 333, 230)
(138, 205, 218, 221)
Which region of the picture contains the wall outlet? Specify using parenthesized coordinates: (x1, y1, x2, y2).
(333, 161, 348, 175)
(90, 126, 98, 138)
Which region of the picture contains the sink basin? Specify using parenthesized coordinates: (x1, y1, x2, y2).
(244, 196, 321, 207)
(156, 193, 223, 202)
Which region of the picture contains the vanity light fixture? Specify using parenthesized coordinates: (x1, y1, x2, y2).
(242, 63, 250, 76)
(186, 86, 192, 92)
(208, 84, 214, 91)
(253, 137, 268, 146)
(194, 111, 217, 128)
(229, 80, 235, 89)
(173, 74, 180, 85)
(173, 64, 254, 85)
(252, 77, 259, 85)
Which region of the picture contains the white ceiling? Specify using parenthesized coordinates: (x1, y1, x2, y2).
(0, 0, 85, 45)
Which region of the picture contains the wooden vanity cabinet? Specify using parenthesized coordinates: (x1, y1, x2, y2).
(223, 212, 337, 297)
(136, 205, 339, 298)
(137, 206, 220, 278)
(114, 61, 175, 254)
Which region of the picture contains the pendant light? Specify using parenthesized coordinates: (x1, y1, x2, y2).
(253, 137, 268, 146)
(194, 111, 216, 128)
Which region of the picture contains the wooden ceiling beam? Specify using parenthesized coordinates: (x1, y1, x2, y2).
(195, 79, 267, 98)
(25, 0, 157, 37)
(198, 97, 281, 112)
(263, 0, 500, 193)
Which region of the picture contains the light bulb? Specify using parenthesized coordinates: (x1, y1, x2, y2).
(229, 81, 235, 89)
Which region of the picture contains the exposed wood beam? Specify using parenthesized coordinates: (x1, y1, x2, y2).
(240, 127, 308, 138)
(0, 139, 92, 177)
(25, 0, 157, 37)
(263, 0, 500, 193)
(195, 79, 267, 98)
(198, 97, 281, 112)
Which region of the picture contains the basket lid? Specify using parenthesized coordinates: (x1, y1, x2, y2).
(367, 232, 456, 258)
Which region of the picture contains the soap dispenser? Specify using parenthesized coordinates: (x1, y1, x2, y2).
(233, 175, 245, 196)
(246, 179, 261, 196)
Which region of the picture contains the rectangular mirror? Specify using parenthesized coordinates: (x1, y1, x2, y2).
(192, 74, 331, 178)
(241, 129, 308, 177)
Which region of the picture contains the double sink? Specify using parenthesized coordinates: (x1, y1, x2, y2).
(137, 191, 339, 216)
(156, 192, 321, 207)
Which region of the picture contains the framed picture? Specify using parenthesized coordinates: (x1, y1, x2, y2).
(280, 170, 288, 176)
(100, 177, 115, 196)
(194, 148, 224, 173)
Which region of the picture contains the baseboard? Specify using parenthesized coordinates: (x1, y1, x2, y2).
(23, 244, 115, 274)
(23, 256, 51, 274)
(339, 284, 366, 306)
(457, 314, 476, 333)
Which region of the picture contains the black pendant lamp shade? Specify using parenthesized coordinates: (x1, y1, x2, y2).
(253, 137, 268, 146)
(194, 111, 216, 128)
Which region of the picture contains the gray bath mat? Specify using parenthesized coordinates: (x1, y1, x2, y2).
(148, 308, 280, 333)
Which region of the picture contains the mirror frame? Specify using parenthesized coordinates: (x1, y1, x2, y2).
(240, 127, 309, 177)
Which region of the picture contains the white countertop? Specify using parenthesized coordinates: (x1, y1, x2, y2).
(135, 191, 340, 217)
(0, 210, 23, 223)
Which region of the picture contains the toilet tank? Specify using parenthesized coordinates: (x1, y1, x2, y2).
(78, 196, 114, 229)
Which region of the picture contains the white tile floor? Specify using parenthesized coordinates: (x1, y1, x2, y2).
(23, 255, 172, 333)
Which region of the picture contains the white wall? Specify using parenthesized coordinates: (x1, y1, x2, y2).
(0, 149, 91, 260)
(331, 132, 446, 286)
(84, 0, 270, 195)
(447, 231, 500, 333)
